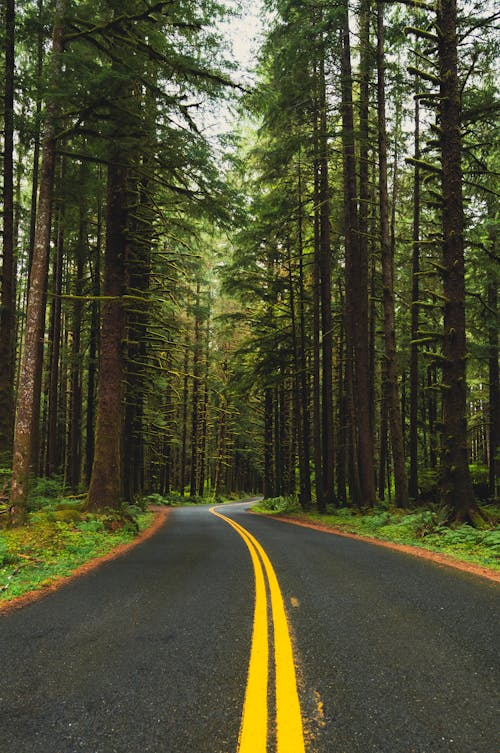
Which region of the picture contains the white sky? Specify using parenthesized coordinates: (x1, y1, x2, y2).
(200, 0, 264, 139)
(221, 0, 264, 86)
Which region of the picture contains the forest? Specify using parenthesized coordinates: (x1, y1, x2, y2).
(0, 0, 498, 531)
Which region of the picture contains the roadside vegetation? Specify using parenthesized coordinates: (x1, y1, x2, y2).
(253, 497, 500, 572)
(0, 474, 153, 603)
(145, 491, 247, 507)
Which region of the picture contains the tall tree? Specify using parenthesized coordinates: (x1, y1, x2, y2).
(377, 1, 409, 506)
(437, 0, 474, 519)
(0, 0, 16, 458)
(9, 0, 65, 523)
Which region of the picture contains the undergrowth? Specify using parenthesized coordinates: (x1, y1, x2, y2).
(146, 490, 245, 506)
(253, 498, 500, 571)
(0, 476, 153, 603)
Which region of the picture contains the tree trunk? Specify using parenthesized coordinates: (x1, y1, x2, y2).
(318, 53, 336, 511)
(198, 306, 210, 497)
(0, 0, 16, 458)
(68, 179, 86, 490)
(312, 78, 323, 507)
(179, 331, 190, 495)
(340, 4, 376, 507)
(189, 283, 202, 498)
(437, 0, 474, 519)
(87, 157, 128, 510)
(377, 1, 409, 506)
(409, 88, 421, 500)
(9, 1, 65, 524)
(85, 180, 102, 485)
(488, 277, 499, 498)
(263, 386, 274, 499)
(45, 161, 65, 477)
(297, 159, 312, 508)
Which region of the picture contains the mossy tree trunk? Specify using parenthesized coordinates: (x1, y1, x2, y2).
(86, 156, 128, 511)
(0, 0, 16, 459)
(8, 0, 65, 525)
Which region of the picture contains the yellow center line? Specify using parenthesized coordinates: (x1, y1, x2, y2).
(210, 506, 306, 753)
(210, 507, 268, 753)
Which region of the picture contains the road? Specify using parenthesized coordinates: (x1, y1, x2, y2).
(0, 501, 498, 753)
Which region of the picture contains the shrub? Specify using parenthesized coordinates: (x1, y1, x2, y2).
(261, 496, 298, 513)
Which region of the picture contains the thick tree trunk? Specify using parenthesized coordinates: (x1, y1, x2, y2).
(0, 0, 16, 458)
(377, 2, 409, 506)
(437, 0, 474, 519)
(87, 158, 128, 510)
(340, 6, 376, 507)
(9, 2, 65, 524)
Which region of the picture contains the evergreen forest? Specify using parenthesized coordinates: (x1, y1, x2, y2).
(1, 0, 499, 530)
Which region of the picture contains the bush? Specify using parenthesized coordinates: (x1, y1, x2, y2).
(260, 496, 299, 513)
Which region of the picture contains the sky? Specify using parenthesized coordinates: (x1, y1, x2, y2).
(200, 1, 264, 139)
(222, 0, 264, 86)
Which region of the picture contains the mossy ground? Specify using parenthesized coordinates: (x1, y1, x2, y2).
(0, 505, 153, 602)
(254, 497, 500, 572)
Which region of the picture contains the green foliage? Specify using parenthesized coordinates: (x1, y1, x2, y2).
(27, 476, 67, 511)
(253, 502, 500, 570)
(258, 496, 300, 513)
(0, 506, 153, 601)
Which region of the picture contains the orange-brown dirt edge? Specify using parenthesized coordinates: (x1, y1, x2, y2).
(250, 510, 500, 584)
(0, 507, 170, 616)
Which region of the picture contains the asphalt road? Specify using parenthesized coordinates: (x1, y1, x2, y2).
(1, 501, 498, 753)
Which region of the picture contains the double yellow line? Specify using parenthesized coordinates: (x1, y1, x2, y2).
(210, 506, 306, 753)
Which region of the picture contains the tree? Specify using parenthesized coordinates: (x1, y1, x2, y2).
(9, 0, 65, 524)
(0, 0, 16, 459)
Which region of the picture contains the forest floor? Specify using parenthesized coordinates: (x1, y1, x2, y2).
(252, 498, 500, 579)
(0, 501, 158, 608)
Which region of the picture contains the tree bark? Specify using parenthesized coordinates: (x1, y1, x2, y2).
(488, 276, 499, 498)
(0, 0, 16, 458)
(263, 386, 274, 499)
(85, 179, 102, 485)
(318, 53, 336, 511)
(437, 0, 474, 519)
(340, 4, 376, 507)
(377, 1, 409, 506)
(68, 189, 86, 491)
(45, 160, 65, 477)
(297, 158, 312, 508)
(409, 87, 421, 500)
(87, 157, 128, 510)
(9, 1, 65, 524)
(189, 282, 202, 498)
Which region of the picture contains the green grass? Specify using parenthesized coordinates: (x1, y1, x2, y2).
(253, 497, 500, 572)
(0, 508, 153, 603)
